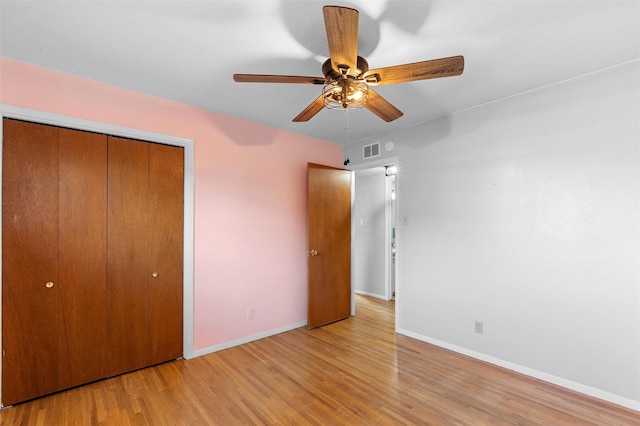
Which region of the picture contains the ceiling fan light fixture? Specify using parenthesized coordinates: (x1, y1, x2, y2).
(322, 78, 368, 110)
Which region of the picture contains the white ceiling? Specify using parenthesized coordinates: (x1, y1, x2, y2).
(1, 1, 638, 144)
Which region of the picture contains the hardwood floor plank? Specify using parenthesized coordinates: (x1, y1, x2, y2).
(2, 295, 639, 425)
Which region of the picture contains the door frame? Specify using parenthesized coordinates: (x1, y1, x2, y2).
(0, 105, 196, 402)
(348, 157, 399, 320)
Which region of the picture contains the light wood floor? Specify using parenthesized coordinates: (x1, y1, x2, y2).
(2, 295, 639, 425)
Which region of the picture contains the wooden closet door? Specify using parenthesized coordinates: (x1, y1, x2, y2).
(107, 136, 150, 376)
(148, 143, 184, 364)
(57, 128, 108, 389)
(2, 119, 60, 405)
(107, 138, 183, 373)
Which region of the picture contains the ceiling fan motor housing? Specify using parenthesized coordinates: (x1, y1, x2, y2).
(322, 56, 369, 80)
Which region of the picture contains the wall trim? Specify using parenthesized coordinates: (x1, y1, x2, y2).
(397, 327, 640, 412)
(0, 106, 197, 382)
(355, 290, 386, 300)
(192, 321, 307, 358)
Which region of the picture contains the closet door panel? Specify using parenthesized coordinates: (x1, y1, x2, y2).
(58, 128, 108, 389)
(2, 119, 60, 405)
(148, 143, 184, 364)
(107, 136, 150, 375)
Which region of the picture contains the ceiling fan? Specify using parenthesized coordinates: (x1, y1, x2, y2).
(233, 5, 464, 123)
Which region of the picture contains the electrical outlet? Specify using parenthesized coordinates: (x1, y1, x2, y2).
(475, 321, 484, 334)
(247, 307, 254, 319)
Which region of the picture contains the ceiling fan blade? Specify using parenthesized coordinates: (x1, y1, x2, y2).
(234, 74, 326, 84)
(323, 6, 359, 74)
(365, 89, 403, 122)
(364, 55, 464, 86)
(293, 95, 325, 122)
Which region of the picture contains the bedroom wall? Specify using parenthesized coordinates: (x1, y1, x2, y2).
(344, 61, 640, 409)
(0, 57, 342, 353)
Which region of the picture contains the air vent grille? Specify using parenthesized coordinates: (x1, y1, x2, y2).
(363, 142, 380, 159)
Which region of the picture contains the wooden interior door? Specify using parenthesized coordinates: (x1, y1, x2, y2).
(107, 136, 150, 376)
(148, 143, 184, 364)
(57, 128, 108, 389)
(107, 137, 184, 374)
(307, 163, 352, 328)
(2, 119, 60, 405)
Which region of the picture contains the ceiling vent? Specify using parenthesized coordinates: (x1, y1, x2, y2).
(363, 142, 380, 159)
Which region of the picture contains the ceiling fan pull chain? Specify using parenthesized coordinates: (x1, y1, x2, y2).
(344, 108, 350, 145)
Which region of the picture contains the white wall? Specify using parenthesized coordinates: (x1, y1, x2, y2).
(353, 168, 387, 298)
(344, 61, 640, 408)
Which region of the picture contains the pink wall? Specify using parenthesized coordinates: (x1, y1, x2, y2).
(0, 57, 342, 351)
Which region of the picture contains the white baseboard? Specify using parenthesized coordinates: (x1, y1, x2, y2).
(355, 290, 387, 300)
(191, 321, 307, 358)
(397, 327, 640, 412)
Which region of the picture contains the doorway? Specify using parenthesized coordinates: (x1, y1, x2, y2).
(350, 158, 398, 325)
